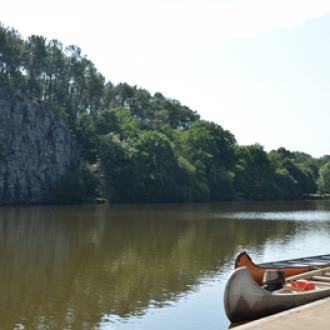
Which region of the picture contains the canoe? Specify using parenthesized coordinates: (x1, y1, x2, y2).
(235, 251, 330, 285)
(224, 266, 330, 323)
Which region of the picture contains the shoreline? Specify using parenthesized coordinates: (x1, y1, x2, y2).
(0, 195, 330, 207)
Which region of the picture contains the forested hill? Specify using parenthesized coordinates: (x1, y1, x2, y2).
(0, 24, 199, 131)
(1, 23, 330, 204)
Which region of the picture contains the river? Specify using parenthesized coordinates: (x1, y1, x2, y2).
(0, 200, 330, 329)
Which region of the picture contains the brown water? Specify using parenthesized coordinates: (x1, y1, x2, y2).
(1, 200, 330, 330)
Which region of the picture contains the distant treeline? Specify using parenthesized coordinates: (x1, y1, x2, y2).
(1, 22, 330, 204)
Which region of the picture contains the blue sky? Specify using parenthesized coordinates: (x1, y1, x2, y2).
(2, 0, 330, 157)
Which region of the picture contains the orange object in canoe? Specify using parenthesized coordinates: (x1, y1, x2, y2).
(235, 251, 330, 285)
(292, 279, 315, 291)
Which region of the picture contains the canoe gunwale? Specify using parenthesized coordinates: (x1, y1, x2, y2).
(258, 256, 330, 267)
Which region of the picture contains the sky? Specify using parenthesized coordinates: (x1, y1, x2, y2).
(2, 0, 330, 157)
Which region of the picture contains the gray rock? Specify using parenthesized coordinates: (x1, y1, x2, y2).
(0, 93, 83, 205)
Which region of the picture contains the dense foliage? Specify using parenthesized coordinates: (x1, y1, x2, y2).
(0, 24, 199, 131)
(1, 22, 329, 204)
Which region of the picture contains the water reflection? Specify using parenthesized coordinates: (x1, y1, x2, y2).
(0, 201, 329, 329)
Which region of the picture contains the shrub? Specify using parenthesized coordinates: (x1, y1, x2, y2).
(55, 171, 86, 204)
(55, 166, 98, 204)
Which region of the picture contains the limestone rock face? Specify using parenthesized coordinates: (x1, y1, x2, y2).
(0, 88, 83, 205)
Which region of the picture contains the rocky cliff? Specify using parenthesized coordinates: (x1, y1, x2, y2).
(0, 88, 83, 205)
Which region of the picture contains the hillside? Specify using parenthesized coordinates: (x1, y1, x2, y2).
(1, 23, 329, 204)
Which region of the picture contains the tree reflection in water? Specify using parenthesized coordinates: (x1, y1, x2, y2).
(0, 201, 329, 329)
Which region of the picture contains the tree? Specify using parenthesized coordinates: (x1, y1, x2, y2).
(130, 88, 150, 124)
(0, 24, 27, 90)
(85, 61, 105, 114)
(102, 81, 115, 109)
(55, 171, 86, 204)
(208, 167, 235, 201)
(93, 106, 140, 140)
(25, 35, 48, 98)
(75, 112, 97, 163)
(182, 120, 237, 173)
(276, 147, 296, 161)
(95, 133, 145, 203)
(281, 158, 317, 195)
(317, 161, 330, 196)
(275, 168, 298, 199)
(63, 45, 85, 119)
(233, 146, 253, 197)
(136, 131, 177, 202)
(45, 39, 57, 101)
(113, 82, 135, 108)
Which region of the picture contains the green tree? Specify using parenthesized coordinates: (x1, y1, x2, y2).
(85, 61, 105, 114)
(45, 39, 63, 101)
(130, 88, 150, 124)
(95, 133, 145, 203)
(317, 161, 330, 196)
(281, 158, 317, 195)
(207, 167, 235, 201)
(182, 120, 236, 172)
(136, 131, 178, 202)
(234, 144, 281, 200)
(275, 168, 298, 199)
(93, 106, 140, 140)
(276, 147, 296, 161)
(55, 171, 86, 204)
(0, 24, 27, 90)
(75, 112, 97, 163)
(233, 146, 254, 197)
(25, 35, 48, 98)
(102, 81, 115, 109)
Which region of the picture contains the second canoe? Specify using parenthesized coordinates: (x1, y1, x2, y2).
(235, 251, 330, 285)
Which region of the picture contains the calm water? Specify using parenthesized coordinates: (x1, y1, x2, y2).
(1, 200, 330, 330)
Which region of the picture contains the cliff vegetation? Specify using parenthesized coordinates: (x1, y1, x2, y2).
(1, 22, 329, 204)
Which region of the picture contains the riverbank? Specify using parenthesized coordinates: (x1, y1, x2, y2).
(1, 193, 330, 207)
(308, 194, 330, 200)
